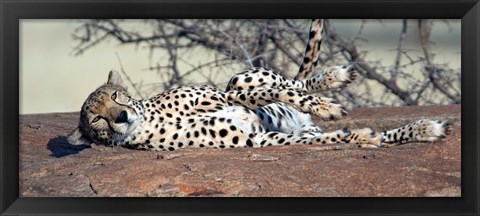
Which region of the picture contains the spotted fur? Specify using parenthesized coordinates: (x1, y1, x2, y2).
(225, 66, 451, 149)
(296, 19, 324, 80)
(67, 69, 451, 151)
(380, 119, 452, 147)
(68, 19, 452, 151)
(226, 66, 357, 94)
(68, 71, 376, 150)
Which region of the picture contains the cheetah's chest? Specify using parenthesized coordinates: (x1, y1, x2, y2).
(125, 98, 264, 148)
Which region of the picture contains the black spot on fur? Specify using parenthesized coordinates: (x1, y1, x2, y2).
(239, 94, 246, 101)
(231, 77, 238, 85)
(298, 65, 304, 74)
(232, 136, 239, 144)
(246, 139, 253, 147)
(303, 57, 310, 64)
(268, 132, 278, 138)
(209, 119, 215, 126)
(305, 44, 311, 52)
(209, 129, 216, 138)
(219, 129, 228, 137)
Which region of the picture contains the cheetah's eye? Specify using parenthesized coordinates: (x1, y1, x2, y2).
(91, 116, 101, 124)
(111, 91, 117, 100)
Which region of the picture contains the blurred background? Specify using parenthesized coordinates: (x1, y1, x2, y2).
(20, 19, 461, 114)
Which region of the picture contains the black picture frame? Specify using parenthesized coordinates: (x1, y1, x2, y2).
(1, 0, 478, 215)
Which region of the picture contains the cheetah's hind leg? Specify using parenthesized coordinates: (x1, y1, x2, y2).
(226, 88, 347, 121)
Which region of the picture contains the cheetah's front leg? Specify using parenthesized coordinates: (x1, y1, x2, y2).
(226, 88, 347, 120)
(340, 119, 453, 149)
(381, 119, 452, 147)
(254, 128, 352, 147)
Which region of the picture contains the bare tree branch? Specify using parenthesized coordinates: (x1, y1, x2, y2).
(392, 19, 408, 78)
(418, 19, 460, 104)
(72, 19, 460, 107)
(324, 19, 416, 105)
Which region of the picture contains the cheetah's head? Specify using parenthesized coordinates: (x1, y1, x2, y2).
(67, 71, 141, 146)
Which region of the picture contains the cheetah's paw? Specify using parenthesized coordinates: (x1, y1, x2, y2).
(323, 65, 358, 89)
(414, 119, 452, 142)
(308, 97, 347, 121)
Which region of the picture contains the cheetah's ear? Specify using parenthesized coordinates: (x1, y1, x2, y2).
(107, 70, 124, 87)
(67, 127, 91, 145)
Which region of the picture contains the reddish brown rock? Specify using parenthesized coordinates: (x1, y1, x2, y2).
(19, 105, 461, 197)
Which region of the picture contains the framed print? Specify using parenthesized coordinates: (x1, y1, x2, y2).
(1, 0, 479, 215)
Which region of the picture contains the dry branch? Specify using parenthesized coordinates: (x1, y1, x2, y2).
(72, 19, 460, 106)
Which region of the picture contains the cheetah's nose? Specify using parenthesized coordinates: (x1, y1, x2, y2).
(116, 110, 129, 123)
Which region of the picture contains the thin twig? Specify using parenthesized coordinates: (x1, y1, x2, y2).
(392, 19, 408, 78)
(115, 52, 144, 99)
(324, 19, 416, 105)
(418, 19, 460, 103)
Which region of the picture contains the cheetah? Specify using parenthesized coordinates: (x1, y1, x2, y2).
(67, 19, 452, 151)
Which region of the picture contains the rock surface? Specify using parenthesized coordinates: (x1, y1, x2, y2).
(19, 105, 461, 197)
